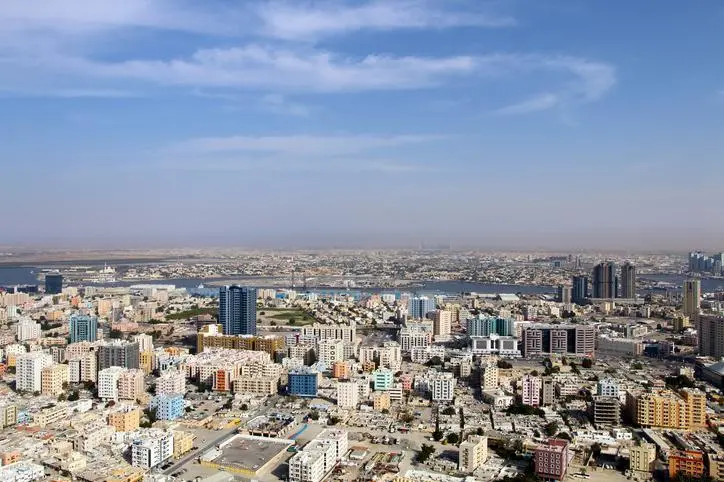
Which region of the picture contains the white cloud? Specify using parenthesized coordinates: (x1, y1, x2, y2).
(496, 93, 560, 115)
(253, 0, 515, 40)
(0, 1, 615, 108)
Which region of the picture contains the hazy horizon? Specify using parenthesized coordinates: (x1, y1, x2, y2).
(1, 1, 723, 250)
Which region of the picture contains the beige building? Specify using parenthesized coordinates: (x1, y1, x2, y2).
(173, 431, 194, 459)
(35, 404, 69, 428)
(682, 279, 701, 320)
(108, 407, 141, 432)
(41, 364, 69, 397)
(432, 310, 452, 338)
(481, 359, 499, 390)
(232, 375, 280, 395)
(118, 369, 145, 401)
(459, 435, 488, 472)
(68, 353, 98, 383)
(0, 404, 17, 428)
(629, 443, 656, 473)
(373, 392, 391, 411)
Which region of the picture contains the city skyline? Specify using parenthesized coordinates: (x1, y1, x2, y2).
(1, 1, 724, 249)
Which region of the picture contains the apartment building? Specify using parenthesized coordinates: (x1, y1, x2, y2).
(41, 364, 69, 397)
(459, 435, 488, 472)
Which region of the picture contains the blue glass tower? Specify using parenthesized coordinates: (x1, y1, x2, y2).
(571, 275, 589, 304)
(69, 314, 98, 343)
(219, 286, 257, 335)
(45, 274, 63, 294)
(408, 296, 435, 319)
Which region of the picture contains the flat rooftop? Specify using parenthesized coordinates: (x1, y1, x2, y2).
(211, 435, 292, 473)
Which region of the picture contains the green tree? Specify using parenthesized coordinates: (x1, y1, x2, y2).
(459, 407, 465, 430)
(417, 444, 436, 463)
(582, 358, 593, 369)
(446, 433, 459, 444)
(544, 422, 558, 437)
(68, 391, 80, 401)
(442, 407, 456, 416)
(240, 403, 248, 411)
(432, 416, 443, 441)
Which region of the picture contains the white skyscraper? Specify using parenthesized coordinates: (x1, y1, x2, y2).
(521, 375, 542, 407)
(431, 372, 455, 402)
(16, 352, 53, 392)
(336, 381, 359, 409)
(16, 318, 41, 342)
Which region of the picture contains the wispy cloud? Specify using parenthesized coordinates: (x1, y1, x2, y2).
(260, 94, 313, 117)
(253, 0, 516, 40)
(161, 134, 445, 173)
(496, 92, 560, 115)
(170, 133, 444, 156)
(0, 1, 615, 110)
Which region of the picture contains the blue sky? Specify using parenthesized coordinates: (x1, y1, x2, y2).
(1, 0, 723, 250)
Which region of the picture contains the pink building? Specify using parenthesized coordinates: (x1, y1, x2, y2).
(522, 375, 542, 407)
(535, 439, 569, 481)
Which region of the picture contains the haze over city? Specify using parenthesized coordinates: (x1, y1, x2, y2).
(2, 0, 723, 249)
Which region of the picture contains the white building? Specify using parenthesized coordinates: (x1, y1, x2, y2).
(131, 429, 174, 469)
(317, 339, 345, 366)
(16, 352, 53, 393)
(133, 333, 154, 352)
(399, 324, 432, 352)
(98, 366, 127, 401)
(336, 381, 359, 409)
(470, 335, 521, 357)
(156, 369, 186, 396)
(521, 375, 542, 407)
(430, 372, 455, 402)
(16, 318, 41, 342)
(0, 461, 45, 481)
(410, 345, 446, 364)
(289, 451, 326, 482)
(289, 429, 348, 482)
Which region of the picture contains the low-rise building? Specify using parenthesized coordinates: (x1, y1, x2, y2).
(108, 407, 141, 432)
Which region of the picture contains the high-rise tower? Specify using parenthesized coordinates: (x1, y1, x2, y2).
(219, 286, 257, 335)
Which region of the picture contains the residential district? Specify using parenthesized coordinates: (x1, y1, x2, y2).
(0, 253, 724, 482)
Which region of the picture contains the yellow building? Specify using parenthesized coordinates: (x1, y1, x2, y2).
(197, 327, 285, 357)
(629, 443, 656, 473)
(673, 315, 691, 332)
(139, 351, 154, 375)
(41, 364, 69, 397)
(681, 389, 707, 429)
(108, 408, 141, 432)
(373, 392, 391, 411)
(173, 430, 195, 459)
(627, 389, 707, 430)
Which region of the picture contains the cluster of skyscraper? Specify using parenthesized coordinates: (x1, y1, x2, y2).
(218, 285, 257, 336)
(568, 261, 637, 304)
(688, 251, 724, 275)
